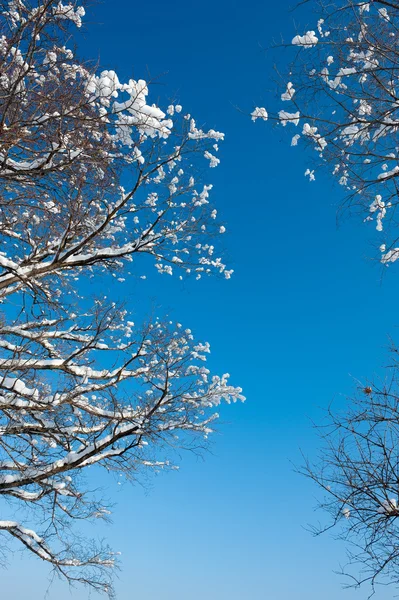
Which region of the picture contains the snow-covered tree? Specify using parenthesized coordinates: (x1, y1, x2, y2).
(254, 0, 399, 263)
(0, 1, 244, 595)
(254, 0, 399, 593)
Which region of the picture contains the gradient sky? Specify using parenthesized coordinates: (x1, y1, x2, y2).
(4, 1, 399, 599)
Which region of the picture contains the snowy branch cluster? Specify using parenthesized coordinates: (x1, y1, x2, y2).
(0, 0, 243, 594)
(254, 0, 399, 263)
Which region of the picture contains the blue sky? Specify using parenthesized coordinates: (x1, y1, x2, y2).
(5, 1, 399, 599)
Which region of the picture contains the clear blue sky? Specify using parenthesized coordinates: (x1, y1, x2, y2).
(5, 1, 399, 599)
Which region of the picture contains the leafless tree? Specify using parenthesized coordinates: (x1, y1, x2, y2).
(302, 367, 399, 596)
(0, 0, 243, 595)
(257, 1, 399, 594)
